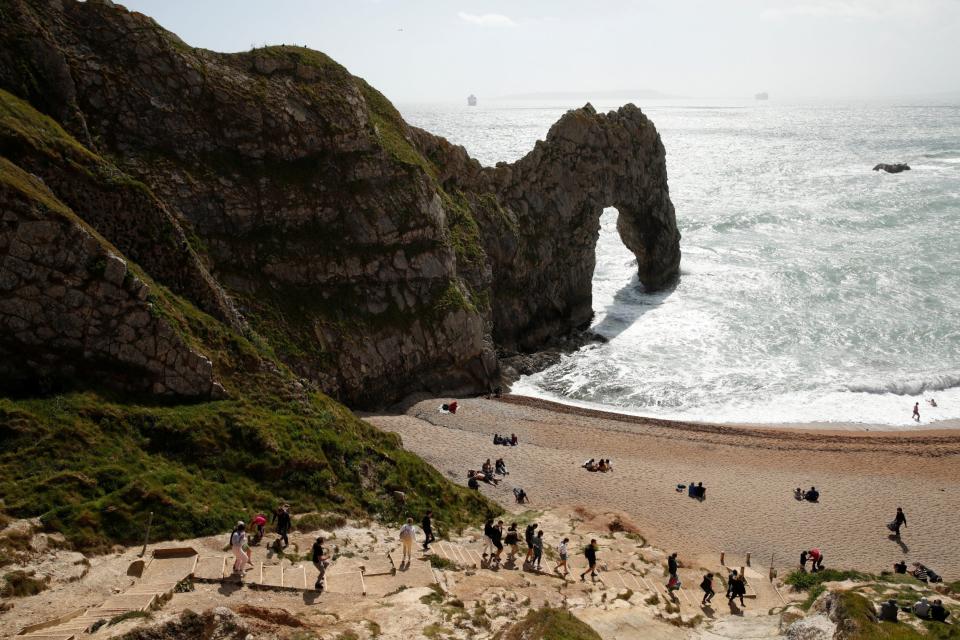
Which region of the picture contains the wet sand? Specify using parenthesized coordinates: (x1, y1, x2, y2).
(365, 395, 960, 576)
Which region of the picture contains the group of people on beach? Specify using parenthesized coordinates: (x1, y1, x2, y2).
(468, 457, 510, 488)
(793, 486, 819, 502)
(492, 433, 518, 446)
(581, 458, 614, 472)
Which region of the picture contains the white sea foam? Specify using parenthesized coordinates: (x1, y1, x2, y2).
(401, 99, 960, 427)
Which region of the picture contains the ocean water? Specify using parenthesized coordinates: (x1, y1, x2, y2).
(400, 98, 960, 426)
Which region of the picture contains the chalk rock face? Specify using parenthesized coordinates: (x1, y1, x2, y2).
(0, 162, 217, 396)
(0, 0, 680, 405)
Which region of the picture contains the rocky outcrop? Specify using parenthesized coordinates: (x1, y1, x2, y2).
(0, 0, 680, 406)
(0, 158, 217, 396)
(873, 163, 910, 173)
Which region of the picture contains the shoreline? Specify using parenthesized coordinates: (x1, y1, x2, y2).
(367, 396, 960, 577)
(501, 392, 960, 435)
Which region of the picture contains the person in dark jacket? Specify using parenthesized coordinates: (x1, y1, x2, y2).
(701, 573, 715, 605)
(931, 600, 950, 623)
(667, 552, 679, 577)
(273, 504, 292, 548)
(580, 539, 599, 581)
(421, 510, 435, 551)
(729, 573, 747, 607)
(890, 507, 907, 537)
(879, 599, 898, 622)
(524, 523, 538, 563)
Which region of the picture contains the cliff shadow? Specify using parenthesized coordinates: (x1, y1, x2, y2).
(589, 272, 678, 342)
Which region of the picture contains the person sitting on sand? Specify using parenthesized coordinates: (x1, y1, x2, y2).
(467, 470, 480, 490)
(448, 401, 458, 414)
(582, 458, 597, 471)
(794, 488, 804, 500)
(913, 597, 932, 619)
(597, 459, 608, 472)
(879, 599, 899, 622)
(894, 560, 907, 574)
(493, 433, 502, 445)
(510, 433, 518, 446)
(495, 458, 508, 475)
(696, 482, 706, 499)
(931, 600, 950, 623)
(482, 459, 494, 475)
(805, 486, 819, 502)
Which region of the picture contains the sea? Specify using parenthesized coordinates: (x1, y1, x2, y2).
(400, 98, 960, 427)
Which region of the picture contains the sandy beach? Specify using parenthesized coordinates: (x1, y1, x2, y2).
(366, 395, 960, 577)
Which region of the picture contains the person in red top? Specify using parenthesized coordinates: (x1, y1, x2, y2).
(448, 400, 458, 414)
(808, 548, 823, 572)
(250, 514, 267, 544)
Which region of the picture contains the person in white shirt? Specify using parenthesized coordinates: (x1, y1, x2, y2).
(230, 521, 248, 574)
(554, 537, 570, 576)
(399, 518, 417, 564)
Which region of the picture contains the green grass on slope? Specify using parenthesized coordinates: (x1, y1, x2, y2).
(833, 592, 960, 640)
(494, 607, 601, 640)
(0, 389, 492, 552)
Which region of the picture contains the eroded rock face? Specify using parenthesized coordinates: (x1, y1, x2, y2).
(0, 163, 217, 396)
(0, 0, 680, 405)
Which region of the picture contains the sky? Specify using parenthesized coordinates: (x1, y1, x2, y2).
(118, 0, 960, 104)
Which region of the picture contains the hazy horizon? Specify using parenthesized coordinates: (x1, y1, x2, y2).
(118, 0, 960, 104)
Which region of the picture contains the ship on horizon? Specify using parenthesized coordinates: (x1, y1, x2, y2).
(755, 92, 769, 100)
(467, 94, 477, 106)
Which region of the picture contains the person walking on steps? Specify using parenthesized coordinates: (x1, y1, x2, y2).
(230, 521, 248, 576)
(580, 539, 599, 581)
(482, 518, 495, 560)
(668, 552, 679, 578)
(729, 572, 747, 607)
(399, 518, 417, 564)
(890, 507, 907, 538)
(701, 573, 715, 605)
(554, 537, 570, 576)
(273, 503, 292, 548)
(524, 523, 539, 564)
(421, 510, 435, 551)
(312, 537, 330, 591)
(532, 531, 544, 571)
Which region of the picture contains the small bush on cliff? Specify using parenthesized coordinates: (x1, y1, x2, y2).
(785, 569, 874, 591)
(493, 607, 601, 640)
(1, 570, 49, 598)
